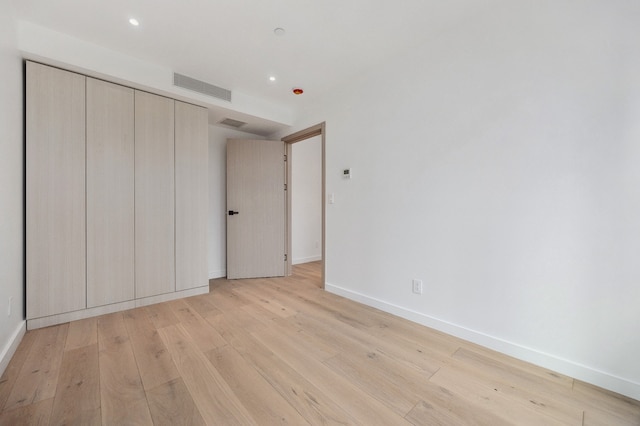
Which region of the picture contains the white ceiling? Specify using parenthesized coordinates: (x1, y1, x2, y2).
(13, 0, 498, 134)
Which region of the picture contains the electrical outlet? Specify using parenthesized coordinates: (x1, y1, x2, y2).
(412, 279, 423, 294)
(7, 296, 12, 317)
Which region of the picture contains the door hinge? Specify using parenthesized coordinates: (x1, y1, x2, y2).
(284, 254, 288, 261)
(284, 154, 287, 162)
(284, 183, 287, 191)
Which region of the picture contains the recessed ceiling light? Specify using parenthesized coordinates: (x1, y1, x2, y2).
(269, 76, 276, 82)
(129, 18, 139, 26)
(273, 28, 285, 36)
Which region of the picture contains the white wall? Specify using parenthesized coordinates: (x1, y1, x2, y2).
(0, 6, 26, 375)
(291, 136, 322, 264)
(286, 0, 640, 399)
(208, 126, 267, 278)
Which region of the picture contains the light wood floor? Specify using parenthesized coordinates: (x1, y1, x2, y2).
(1, 261, 638, 425)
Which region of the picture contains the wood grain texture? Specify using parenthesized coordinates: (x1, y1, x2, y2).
(26, 61, 86, 319)
(158, 324, 257, 425)
(146, 378, 206, 426)
(167, 299, 226, 353)
(49, 344, 101, 425)
(429, 367, 572, 425)
(122, 308, 180, 391)
(0, 397, 53, 426)
(3, 263, 639, 425)
(405, 386, 513, 426)
(175, 101, 209, 291)
(144, 302, 180, 329)
(250, 324, 411, 425)
(86, 77, 135, 308)
(3, 324, 68, 411)
(183, 295, 222, 318)
(135, 90, 175, 299)
(205, 344, 310, 425)
(97, 313, 153, 425)
(64, 317, 97, 351)
(0, 331, 38, 410)
(226, 139, 286, 279)
(208, 313, 357, 425)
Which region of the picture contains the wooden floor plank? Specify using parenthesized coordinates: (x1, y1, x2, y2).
(4, 262, 639, 424)
(270, 316, 339, 362)
(145, 302, 180, 329)
(240, 300, 283, 325)
(206, 344, 311, 425)
(183, 294, 222, 318)
(583, 409, 639, 426)
(122, 307, 180, 391)
(207, 283, 253, 312)
(323, 350, 432, 416)
(0, 330, 38, 411)
(167, 299, 227, 353)
(450, 347, 597, 418)
(3, 323, 68, 411)
(49, 344, 101, 425)
(288, 310, 442, 376)
(574, 380, 640, 425)
(457, 344, 575, 389)
(251, 325, 413, 425)
(0, 396, 54, 426)
(429, 366, 575, 425)
(146, 378, 206, 426)
(446, 352, 584, 425)
(97, 312, 153, 425)
(231, 279, 298, 318)
(64, 317, 97, 351)
(158, 323, 257, 425)
(208, 314, 358, 425)
(405, 384, 514, 426)
(210, 302, 267, 335)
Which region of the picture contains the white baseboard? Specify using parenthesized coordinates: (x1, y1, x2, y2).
(0, 320, 26, 378)
(325, 282, 640, 401)
(292, 255, 322, 265)
(209, 269, 226, 279)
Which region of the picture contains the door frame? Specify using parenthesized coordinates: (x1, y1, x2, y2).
(282, 122, 326, 288)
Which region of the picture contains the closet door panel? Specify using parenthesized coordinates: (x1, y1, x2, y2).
(26, 62, 86, 319)
(86, 78, 135, 307)
(135, 91, 176, 298)
(175, 101, 209, 291)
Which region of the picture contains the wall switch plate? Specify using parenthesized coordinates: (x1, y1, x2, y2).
(412, 279, 423, 294)
(329, 193, 335, 204)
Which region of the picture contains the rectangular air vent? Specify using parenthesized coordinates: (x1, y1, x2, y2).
(173, 73, 232, 102)
(218, 118, 247, 128)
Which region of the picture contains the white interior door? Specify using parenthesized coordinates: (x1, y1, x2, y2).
(227, 139, 286, 279)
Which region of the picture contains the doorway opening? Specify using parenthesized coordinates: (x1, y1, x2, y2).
(282, 123, 326, 288)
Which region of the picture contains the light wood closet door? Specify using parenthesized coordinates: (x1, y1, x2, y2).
(175, 101, 209, 291)
(135, 91, 176, 298)
(26, 62, 86, 319)
(86, 78, 135, 307)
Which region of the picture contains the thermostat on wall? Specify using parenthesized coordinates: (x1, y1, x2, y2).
(343, 168, 352, 179)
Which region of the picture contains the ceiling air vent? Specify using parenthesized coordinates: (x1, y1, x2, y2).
(173, 72, 232, 102)
(218, 118, 247, 128)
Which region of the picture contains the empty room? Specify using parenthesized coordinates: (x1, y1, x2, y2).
(1, 0, 639, 424)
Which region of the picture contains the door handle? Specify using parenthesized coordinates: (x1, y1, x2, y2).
(228, 210, 239, 216)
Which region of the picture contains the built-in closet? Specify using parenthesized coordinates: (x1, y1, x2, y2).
(26, 61, 209, 329)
